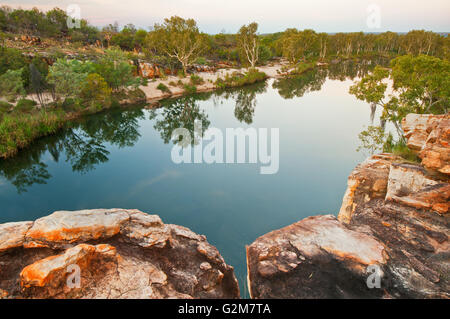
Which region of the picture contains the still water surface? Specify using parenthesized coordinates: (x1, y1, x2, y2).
(0, 63, 385, 295)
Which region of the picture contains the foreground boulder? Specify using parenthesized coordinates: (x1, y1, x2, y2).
(247, 215, 388, 298)
(0, 209, 239, 299)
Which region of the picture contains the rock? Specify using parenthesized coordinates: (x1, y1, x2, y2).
(385, 162, 449, 213)
(338, 153, 399, 223)
(402, 114, 443, 151)
(402, 113, 450, 175)
(0, 221, 33, 253)
(0, 209, 239, 299)
(420, 114, 450, 175)
(25, 209, 130, 248)
(20, 244, 118, 298)
(247, 215, 387, 298)
(385, 163, 439, 200)
(249, 144, 449, 298)
(389, 184, 449, 214)
(349, 199, 449, 298)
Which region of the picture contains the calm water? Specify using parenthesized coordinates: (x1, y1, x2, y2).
(0, 62, 385, 296)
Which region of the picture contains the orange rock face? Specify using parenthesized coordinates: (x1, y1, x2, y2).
(338, 153, 399, 223)
(20, 244, 118, 289)
(402, 113, 450, 175)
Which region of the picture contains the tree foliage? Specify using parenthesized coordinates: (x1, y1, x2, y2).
(145, 16, 207, 73)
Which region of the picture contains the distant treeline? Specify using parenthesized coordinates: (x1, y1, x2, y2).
(0, 6, 448, 62)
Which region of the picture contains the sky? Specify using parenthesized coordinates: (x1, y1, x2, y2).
(2, 0, 449, 34)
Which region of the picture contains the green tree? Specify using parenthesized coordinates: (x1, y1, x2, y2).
(94, 48, 140, 91)
(236, 22, 259, 68)
(146, 16, 207, 74)
(47, 59, 95, 99)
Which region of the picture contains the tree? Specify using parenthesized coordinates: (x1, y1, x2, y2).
(47, 59, 95, 99)
(94, 48, 141, 91)
(145, 16, 207, 74)
(350, 55, 450, 139)
(236, 22, 259, 68)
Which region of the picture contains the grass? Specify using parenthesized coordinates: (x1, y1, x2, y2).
(383, 136, 420, 163)
(156, 82, 171, 93)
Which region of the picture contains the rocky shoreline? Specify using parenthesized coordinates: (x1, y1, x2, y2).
(0, 113, 448, 299)
(247, 113, 449, 298)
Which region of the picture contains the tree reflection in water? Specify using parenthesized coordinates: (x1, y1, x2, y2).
(0, 58, 391, 193)
(0, 108, 145, 192)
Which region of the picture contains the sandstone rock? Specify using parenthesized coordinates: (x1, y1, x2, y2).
(0, 209, 239, 299)
(385, 163, 439, 200)
(402, 114, 443, 151)
(349, 199, 449, 298)
(20, 244, 118, 297)
(420, 114, 450, 175)
(249, 143, 449, 298)
(338, 153, 399, 223)
(389, 184, 449, 214)
(0, 221, 33, 253)
(25, 209, 130, 248)
(385, 163, 449, 214)
(402, 113, 450, 175)
(247, 215, 387, 298)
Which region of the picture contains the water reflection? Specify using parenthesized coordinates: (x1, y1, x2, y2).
(0, 108, 144, 192)
(273, 57, 389, 99)
(0, 59, 388, 193)
(149, 95, 211, 146)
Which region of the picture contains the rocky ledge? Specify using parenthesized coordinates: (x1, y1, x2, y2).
(0, 209, 239, 299)
(247, 114, 449, 299)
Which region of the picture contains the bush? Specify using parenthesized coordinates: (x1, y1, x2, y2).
(183, 84, 197, 94)
(80, 73, 111, 109)
(0, 100, 12, 113)
(15, 99, 37, 113)
(47, 59, 95, 98)
(95, 48, 140, 91)
(0, 69, 26, 102)
(195, 57, 207, 65)
(215, 68, 267, 88)
(156, 83, 171, 93)
(383, 134, 420, 162)
(190, 74, 204, 85)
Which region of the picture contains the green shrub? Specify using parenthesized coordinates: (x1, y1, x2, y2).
(383, 134, 420, 162)
(215, 68, 267, 88)
(47, 59, 95, 98)
(80, 73, 111, 109)
(190, 74, 204, 85)
(183, 84, 197, 94)
(156, 83, 171, 93)
(195, 57, 207, 65)
(0, 69, 26, 102)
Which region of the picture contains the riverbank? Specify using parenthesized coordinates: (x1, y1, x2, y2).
(140, 62, 287, 104)
(0, 62, 287, 159)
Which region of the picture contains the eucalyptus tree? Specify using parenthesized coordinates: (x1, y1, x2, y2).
(145, 16, 208, 74)
(236, 22, 260, 68)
